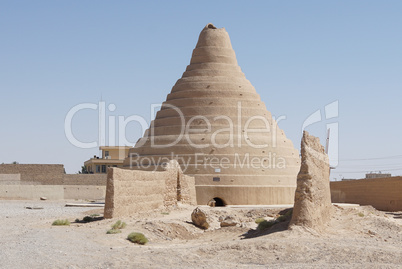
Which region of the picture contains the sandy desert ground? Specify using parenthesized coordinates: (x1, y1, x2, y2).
(0, 199, 401, 269)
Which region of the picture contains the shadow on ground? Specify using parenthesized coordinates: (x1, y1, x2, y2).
(74, 216, 104, 223)
(385, 212, 402, 219)
(240, 221, 290, 240)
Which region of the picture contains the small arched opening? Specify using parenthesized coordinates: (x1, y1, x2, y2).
(208, 197, 226, 207)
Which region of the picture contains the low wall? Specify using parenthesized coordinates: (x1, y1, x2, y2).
(196, 185, 296, 205)
(0, 185, 106, 200)
(0, 174, 21, 185)
(0, 164, 108, 200)
(0, 164, 107, 186)
(0, 185, 64, 200)
(64, 185, 106, 200)
(330, 176, 402, 211)
(63, 174, 106, 186)
(104, 161, 197, 218)
(104, 168, 166, 218)
(0, 164, 64, 184)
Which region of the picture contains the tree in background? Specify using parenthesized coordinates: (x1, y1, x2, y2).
(78, 166, 88, 174)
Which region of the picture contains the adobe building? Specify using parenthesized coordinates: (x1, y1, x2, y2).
(84, 146, 131, 173)
(123, 23, 301, 205)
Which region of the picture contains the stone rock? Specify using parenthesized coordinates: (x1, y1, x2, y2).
(207, 199, 216, 207)
(40, 197, 47, 200)
(191, 207, 209, 230)
(219, 215, 237, 227)
(289, 131, 332, 231)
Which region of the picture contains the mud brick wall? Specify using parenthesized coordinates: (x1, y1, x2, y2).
(0, 164, 64, 185)
(104, 168, 166, 218)
(104, 161, 197, 218)
(62, 174, 107, 186)
(330, 176, 402, 211)
(0, 174, 21, 185)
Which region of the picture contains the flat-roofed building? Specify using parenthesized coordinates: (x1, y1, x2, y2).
(85, 146, 131, 174)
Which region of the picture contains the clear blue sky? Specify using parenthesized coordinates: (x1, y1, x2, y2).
(1, 1, 401, 180)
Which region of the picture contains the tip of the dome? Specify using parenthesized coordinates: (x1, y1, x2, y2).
(204, 23, 217, 30)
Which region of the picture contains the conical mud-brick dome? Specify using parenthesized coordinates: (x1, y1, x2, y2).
(124, 23, 300, 205)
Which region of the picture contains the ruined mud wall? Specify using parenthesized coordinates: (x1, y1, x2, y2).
(104, 168, 166, 218)
(290, 131, 332, 231)
(104, 162, 197, 218)
(331, 176, 402, 211)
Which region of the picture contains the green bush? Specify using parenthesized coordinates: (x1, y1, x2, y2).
(255, 218, 265, 224)
(111, 220, 127, 230)
(52, 219, 70, 226)
(257, 220, 276, 230)
(106, 220, 127, 234)
(255, 209, 293, 231)
(83, 216, 93, 222)
(107, 229, 122, 234)
(277, 209, 293, 222)
(276, 215, 288, 222)
(127, 232, 148, 245)
(285, 209, 293, 217)
(358, 212, 365, 217)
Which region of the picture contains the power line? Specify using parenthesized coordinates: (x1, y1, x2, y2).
(339, 155, 402, 161)
(334, 163, 402, 168)
(333, 167, 402, 173)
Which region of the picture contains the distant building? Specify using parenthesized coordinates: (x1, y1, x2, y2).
(365, 172, 392, 179)
(84, 146, 131, 174)
(341, 178, 355, 181)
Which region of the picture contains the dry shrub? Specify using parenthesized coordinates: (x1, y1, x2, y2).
(127, 232, 148, 245)
(52, 219, 70, 226)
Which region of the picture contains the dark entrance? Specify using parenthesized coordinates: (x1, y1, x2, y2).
(213, 197, 226, 207)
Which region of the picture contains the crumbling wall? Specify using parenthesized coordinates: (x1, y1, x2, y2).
(163, 161, 197, 207)
(290, 131, 332, 231)
(104, 168, 166, 218)
(104, 160, 197, 218)
(331, 177, 402, 211)
(179, 173, 197, 205)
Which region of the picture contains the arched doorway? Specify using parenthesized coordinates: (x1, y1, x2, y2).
(212, 197, 226, 207)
